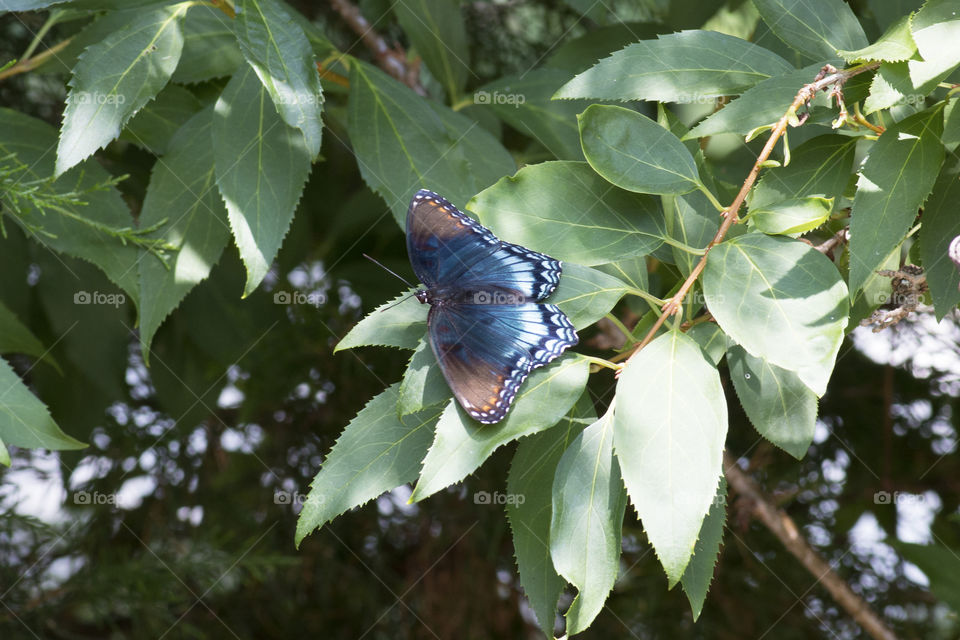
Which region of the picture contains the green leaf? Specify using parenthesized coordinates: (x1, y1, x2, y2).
(908, 0, 960, 88)
(295, 383, 443, 546)
(397, 337, 450, 416)
(0, 437, 9, 467)
(56, 4, 188, 175)
(0, 108, 142, 305)
(849, 107, 944, 295)
(120, 83, 202, 155)
(335, 289, 427, 352)
(680, 477, 726, 620)
(394, 0, 469, 101)
(665, 190, 720, 277)
(703, 233, 849, 396)
(348, 60, 512, 225)
(0, 300, 58, 371)
(596, 255, 649, 292)
(748, 196, 833, 235)
(686, 322, 731, 366)
(727, 345, 817, 459)
(469, 161, 666, 266)
(476, 68, 591, 160)
(139, 107, 231, 359)
(749, 134, 857, 210)
(551, 405, 627, 635)
(944, 97, 960, 150)
(919, 164, 960, 319)
(614, 330, 727, 585)
(214, 63, 312, 296)
(507, 397, 593, 639)
(686, 65, 828, 139)
(546, 23, 664, 74)
(235, 0, 323, 157)
(551, 264, 630, 330)
(579, 104, 702, 196)
(0, 357, 86, 451)
(411, 355, 590, 501)
(554, 30, 792, 102)
(838, 14, 916, 63)
(752, 0, 868, 61)
(849, 242, 903, 327)
(171, 3, 243, 84)
(425, 100, 516, 190)
(862, 61, 949, 114)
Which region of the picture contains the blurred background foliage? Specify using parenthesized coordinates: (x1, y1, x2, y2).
(1, 0, 958, 638)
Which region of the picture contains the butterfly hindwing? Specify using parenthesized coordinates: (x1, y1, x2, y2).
(427, 302, 578, 423)
(406, 190, 562, 301)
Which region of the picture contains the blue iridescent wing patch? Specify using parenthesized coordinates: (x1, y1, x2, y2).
(406, 189, 578, 424)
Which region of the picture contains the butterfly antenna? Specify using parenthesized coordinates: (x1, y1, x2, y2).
(363, 253, 415, 288)
(378, 291, 418, 313)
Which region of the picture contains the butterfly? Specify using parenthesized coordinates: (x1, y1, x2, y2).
(406, 189, 578, 424)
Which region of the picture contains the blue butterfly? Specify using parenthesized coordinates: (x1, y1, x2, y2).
(407, 189, 578, 424)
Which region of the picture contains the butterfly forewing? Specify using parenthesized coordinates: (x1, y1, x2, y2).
(406, 190, 562, 301)
(428, 302, 578, 423)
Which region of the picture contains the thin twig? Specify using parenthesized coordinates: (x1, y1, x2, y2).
(621, 62, 881, 367)
(0, 38, 72, 82)
(724, 452, 899, 640)
(328, 0, 426, 95)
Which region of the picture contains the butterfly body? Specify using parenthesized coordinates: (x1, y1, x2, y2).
(406, 189, 578, 424)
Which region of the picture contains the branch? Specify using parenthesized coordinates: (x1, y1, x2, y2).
(0, 38, 72, 83)
(724, 452, 899, 640)
(328, 0, 426, 95)
(620, 62, 881, 367)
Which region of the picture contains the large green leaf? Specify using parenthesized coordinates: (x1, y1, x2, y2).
(0, 357, 86, 451)
(394, 0, 469, 100)
(425, 100, 516, 191)
(680, 477, 727, 620)
(748, 196, 833, 235)
(837, 14, 916, 63)
(139, 107, 231, 358)
(665, 190, 720, 277)
(0, 108, 142, 305)
(469, 161, 666, 266)
(507, 397, 592, 639)
(476, 69, 591, 160)
(56, 4, 188, 175)
(335, 289, 427, 352)
(551, 406, 627, 635)
(214, 63, 313, 296)
(748, 134, 857, 210)
(703, 233, 849, 396)
(411, 355, 589, 501)
(919, 164, 960, 319)
(546, 23, 664, 74)
(614, 330, 727, 585)
(171, 3, 243, 84)
(907, 0, 960, 88)
(751, 0, 868, 61)
(554, 30, 793, 102)
(0, 300, 49, 365)
(235, 0, 323, 157)
(727, 345, 817, 459)
(579, 104, 702, 196)
(894, 541, 960, 613)
(120, 83, 202, 155)
(551, 264, 630, 330)
(849, 107, 944, 295)
(348, 60, 512, 226)
(686, 65, 828, 139)
(295, 383, 443, 545)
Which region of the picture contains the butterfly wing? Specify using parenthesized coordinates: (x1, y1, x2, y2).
(428, 302, 578, 423)
(407, 190, 562, 301)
